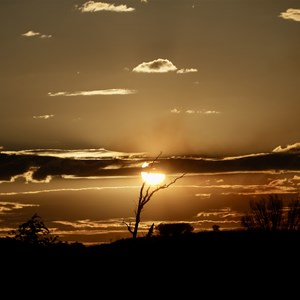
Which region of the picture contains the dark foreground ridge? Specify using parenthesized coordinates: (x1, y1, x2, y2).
(2, 230, 300, 269)
(2, 230, 300, 296)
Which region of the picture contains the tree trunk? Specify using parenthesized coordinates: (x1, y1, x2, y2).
(132, 205, 142, 239)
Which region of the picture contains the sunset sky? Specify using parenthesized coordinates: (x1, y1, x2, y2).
(1, 0, 300, 156)
(1, 0, 300, 245)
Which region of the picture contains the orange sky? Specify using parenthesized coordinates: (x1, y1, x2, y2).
(1, 0, 300, 244)
(0, 0, 300, 156)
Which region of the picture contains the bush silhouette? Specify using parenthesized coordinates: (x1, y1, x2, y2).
(212, 224, 220, 231)
(156, 222, 194, 237)
(9, 213, 60, 246)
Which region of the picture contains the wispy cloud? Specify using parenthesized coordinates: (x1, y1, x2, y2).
(197, 207, 242, 219)
(133, 58, 177, 73)
(0, 186, 138, 196)
(48, 89, 137, 97)
(170, 108, 220, 114)
(1, 148, 143, 160)
(186, 109, 220, 114)
(194, 193, 211, 199)
(279, 8, 300, 22)
(21, 30, 52, 38)
(177, 68, 198, 74)
(75, 1, 135, 13)
(10, 167, 52, 184)
(272, 142, 300, 153)
(170, 108, 181, 114)
(0, 201, 39, 214)
(33, 115, 54, 119)
(54, 218, 126, 230)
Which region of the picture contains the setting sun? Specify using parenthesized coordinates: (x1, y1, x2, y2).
(141, 171, 166, 185)
(141, 162, 166, 185)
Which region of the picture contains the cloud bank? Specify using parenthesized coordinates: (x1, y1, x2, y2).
(1, 145, 300, 183)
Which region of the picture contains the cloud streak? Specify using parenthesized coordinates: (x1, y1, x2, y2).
(48, 89, 137, 97)
(0, 148, 144, 160)
(75, 1, 135, 13)
(177, 68, 198, 74)
(272, 142, 300, 153)
(171, 108, 220, 114)
(0, 201, 38, 214)
(33, 115, 54, 119)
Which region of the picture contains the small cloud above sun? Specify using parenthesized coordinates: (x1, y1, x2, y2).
(132, 58, 197, 74)
(133, 58, 177, 73)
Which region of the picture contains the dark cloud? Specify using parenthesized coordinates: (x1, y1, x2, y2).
(1, 149, 300, 183)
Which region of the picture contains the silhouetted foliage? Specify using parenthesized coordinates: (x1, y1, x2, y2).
(286, 199, 300, 230)
(146, 223, 155, 238)
(241, 194, 300, 231)
(212, 224, 220, 231)
(9, 213, 60, 245)
(156, 222, 194, 237)
(124, 152, 185, 239)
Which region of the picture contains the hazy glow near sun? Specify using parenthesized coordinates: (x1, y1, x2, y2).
(141, 172, 165, 185)
(141, 162, 166, 185)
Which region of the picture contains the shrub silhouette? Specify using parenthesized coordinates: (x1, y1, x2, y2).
(156, 222, 194, 237)
(212, 224, 220, 231)
(9, 213, 60, 245)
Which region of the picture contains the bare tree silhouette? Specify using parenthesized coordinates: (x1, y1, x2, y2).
(124, 153, 185, 239)
(241, 194, 300, 231)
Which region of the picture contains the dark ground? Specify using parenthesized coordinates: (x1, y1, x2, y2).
(1, 230, 299, 296)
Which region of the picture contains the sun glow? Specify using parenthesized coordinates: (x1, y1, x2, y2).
(141, 162, 166, 185)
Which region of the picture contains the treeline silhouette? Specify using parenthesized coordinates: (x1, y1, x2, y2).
(2, 195, 300, 276)
(242, 194, 300, 231)
(2, 197, 300, 297)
